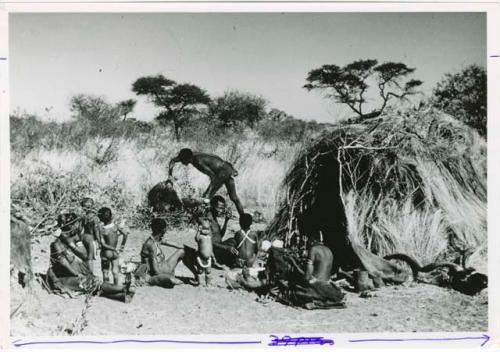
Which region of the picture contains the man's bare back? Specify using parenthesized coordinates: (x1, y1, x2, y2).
(234, 229, 258, 267)
(307, 244, 334, 282)
(168, 148, 244, 215)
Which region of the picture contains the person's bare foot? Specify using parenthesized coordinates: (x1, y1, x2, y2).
(170, 277, 184, 285)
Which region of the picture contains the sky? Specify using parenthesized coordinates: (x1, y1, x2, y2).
(9, 12, 486, 123)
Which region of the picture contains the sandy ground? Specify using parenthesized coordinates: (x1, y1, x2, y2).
(11, 222, 488, 336)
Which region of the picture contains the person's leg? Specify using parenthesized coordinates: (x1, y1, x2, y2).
(161, 248, 185, 275)
(81, 235, 96, 274)
(111, 259, 121, 286)
(225, 178, 244, 216)
(181, 245, 198, 278)
(101, 282, 128, 294)
(148, 274, 175, 288)
(100, 282, 134, 302)
(205, 267, 212, 287)
(101, 258, 110, 283)
(202, 177, 224, 199)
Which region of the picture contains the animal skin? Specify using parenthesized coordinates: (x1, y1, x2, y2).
(384, 253, 487, 295)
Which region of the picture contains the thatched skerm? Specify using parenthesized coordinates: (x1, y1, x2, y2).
(267, 107, 486, 275)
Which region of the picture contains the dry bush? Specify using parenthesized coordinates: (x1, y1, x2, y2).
(11, 128, 293, 229)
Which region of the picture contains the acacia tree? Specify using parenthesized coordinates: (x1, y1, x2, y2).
(117, 99, 137, 121)
(304, 59, 423, 119)
(132, 75, 210, 140)
(432, 65, 486, 137)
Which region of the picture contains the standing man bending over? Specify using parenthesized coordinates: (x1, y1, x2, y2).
(168, 148, 245, 216)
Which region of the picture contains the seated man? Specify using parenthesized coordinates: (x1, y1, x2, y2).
(136, 218, 192, 288)
(300, 231, 345, 308)
(281, 231, 345, 309)
(47, 213, 134, 302)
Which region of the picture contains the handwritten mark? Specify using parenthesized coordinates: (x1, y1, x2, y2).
(349, 334, 490, 347)
(269, 335, 334, 347)
(0, 57, 7, 60)
(13, 338, 262, 348)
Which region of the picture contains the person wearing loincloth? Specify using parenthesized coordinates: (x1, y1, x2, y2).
(47, 213, 134, 302)
(97, 207, 129, 285)
(135, 218, 190, 288)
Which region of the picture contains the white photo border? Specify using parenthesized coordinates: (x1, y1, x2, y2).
(1, 2, 498, 350)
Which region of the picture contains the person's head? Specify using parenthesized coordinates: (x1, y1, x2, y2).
(97, 207, 113, 225)
(210, 195, 226, 216)
(57, 212, 81, 235)
(80, 197, 95, 211)
(239, 213, 253, 230)
(199, 218, 211, 235)
(178, 148, 194, 165)
(151, 218, 167, 238)
(164, 179, 174, 190)
(307, 230, 324, 248)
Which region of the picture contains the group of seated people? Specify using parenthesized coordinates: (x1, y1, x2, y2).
(46, 194, 269, 301)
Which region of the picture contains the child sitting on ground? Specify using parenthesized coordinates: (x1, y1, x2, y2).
(97, 207, 129, 285)
(233, 213, 259, 268)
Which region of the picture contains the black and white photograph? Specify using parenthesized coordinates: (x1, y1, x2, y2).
(7, 10, 490, 339)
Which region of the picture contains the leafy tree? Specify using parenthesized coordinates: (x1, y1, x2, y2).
(209, 90, 267, 129)
(132, 75, 210, 141)
(432, 65, 486, 137)
(304, 59, 423, 119)
(117, 99, 137, 121)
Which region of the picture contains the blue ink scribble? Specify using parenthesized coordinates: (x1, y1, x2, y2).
(13, 338, 262, 348)
(269, 335, 334, 347)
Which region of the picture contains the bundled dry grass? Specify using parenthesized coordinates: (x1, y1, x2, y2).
(268, 106, 486, 268)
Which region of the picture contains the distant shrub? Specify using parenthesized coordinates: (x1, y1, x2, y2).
(208, 90, 267, 130)
(432, 65, 487, 137)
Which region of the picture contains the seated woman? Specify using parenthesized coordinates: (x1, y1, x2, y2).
(284, 231, 345, 309)
(136, 218, 194, 288)
(47, 213, 134, 302)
